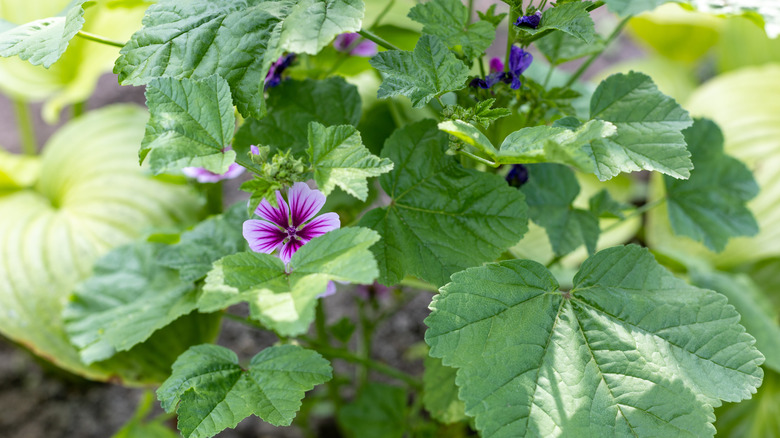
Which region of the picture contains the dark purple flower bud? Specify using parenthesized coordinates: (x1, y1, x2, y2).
(514, 11, 542, 29)
(469, 77, 489, 89)
(506, 164, 529, 188)
(264, 53, 296, 90)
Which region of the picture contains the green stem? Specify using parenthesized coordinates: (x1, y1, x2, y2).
(357, 301, 373, 387)
(542, 62, 555, 89)
(315, 301, 342, 409)
(506, 8, 519, 69)
(399, 277, 439, 292)
(75, 30, 125, 48)
(357, 29, 400, 51)
(12, 99, 36, 155)
(602, 198, 666, 234)
(458, 150, 499, 167)
(563, 15, 630, 89)
(371, 0, 396, 29)
(467, 0, 475, 24)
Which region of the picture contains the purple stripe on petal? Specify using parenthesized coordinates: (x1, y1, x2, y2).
(255, 191, 290, 228)
(243, 219, 286, 253)
(297, 212, 340, 240)
(280, 238, 305, 264)
(288, 182, 326, 227)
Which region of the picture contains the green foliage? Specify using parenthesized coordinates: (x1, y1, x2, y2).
(115, 0, 365, 117)
(445, 99, 512, 130)
(370, 35, 470, 107)
(307, 122, 394, 201)
(426, 245, 764, 438)
(359, 120, 528, 286)
(516, 2, 597, 44)
(112, 391, 179, 438)
(234, 77, 362, 159)
(408, 0, 496, 60)
(157, 203, 248, 282)
(199, 227, 380, 335)
(536, 30, 605, 65)
(663, 119, 758, 252)
(437, 119, 497, 158)
(589, 189, 629, 219)
(423, 355, 467, 424)
(338, 383, 408, 438)
(604, 0, 680, 17)
(521, 164, 600, 256)
(0, 0, 86, 67)
(142, 75, 236, 174)
(589, 71, 693, 180)
(158, 344, 332, 438)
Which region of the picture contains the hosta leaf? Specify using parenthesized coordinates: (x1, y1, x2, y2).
(521, 164, 600, 256)
(369, 34, 470, 107)
(604, 0, 679, 17)
(588, 71, 693, 180)
(114, 0, 365, 118)
(199, 227, 380, 335)
(307, 122, 393, 201)
(0, 105, 205, 383)
(157, 202, 248, 282)
(516, 2, 597, 44)
(64, 242, 202, 364)
(233, 77, 362, 158)
(158, 344, 332, 438)
(338, 383, 407, 438)
(358, 120, 528, 287)
(688, 0, 780, 38)
(423, 355, 467, 424)
(0, 0, 86, 67)
(425, 245, 764, 438)
(0, 149, 40, 191)
(664, 119, 758, 252)
(142, 75, 236, 174)
(408, 0, 496, 60)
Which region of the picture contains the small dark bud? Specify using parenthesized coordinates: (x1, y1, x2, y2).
(506, 164, 529, 188)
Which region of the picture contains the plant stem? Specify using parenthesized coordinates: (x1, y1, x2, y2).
(399, 277, 439, 292)
(370, 0, 395, 29)
(12, 99, 36, 155)
(467, 0, 475, 24)
(602, 198, 666, 233)
(75, 30, 125, 48)
(563, 15, 630, 89)
(458, 150, 499, 168)
(506, 8, 519, 69)
(315, 301, 343, 409)
(357, 29, 400, 51)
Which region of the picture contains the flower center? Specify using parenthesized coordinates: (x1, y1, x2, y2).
(286, 226, 298, 239)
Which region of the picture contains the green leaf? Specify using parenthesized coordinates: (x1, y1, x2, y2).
(199, 227, 380, 335)
(307, 122, 394, 201)
(241, 177, 283, 213)
(338, 383, 407, 438)
(408, 0, 496, 60)
(157, 202, 248, 282)
(437, 119, 498, 158)
(687, 1, 780, 38)
(358, 120, 528, 287)
(0, 105, 204, 383)
(114, 0, 365, 117)
(425, 245, 764, 438)
(589, 71, 693, 180)
(664, 119, 758, 252)
(589, 189, 629, 219)
(158, 344, 332, 438)
(63, 242, 202, 364)
(536, 30, 605, 65)
(714, 370, 780, 438)
(0, 149, 40, 191)
(521, 164, 600, 256)
(604, 0, 679, 17)
(691, 270, 780, 374)
(516, 2, 597, 44)
(369, 35, 470, 107)
(423, 355, 467, 425)
(234, 77, 362, 158)
(142, 75, 236, 174)
(0, 0, 86, 68)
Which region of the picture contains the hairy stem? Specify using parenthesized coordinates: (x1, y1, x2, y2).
(357, 29, 401, 51)
(75, 30, 125, 48)
(12, 99, 37, 155)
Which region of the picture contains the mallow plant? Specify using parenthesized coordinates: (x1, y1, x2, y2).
(1, 0, 779, 436)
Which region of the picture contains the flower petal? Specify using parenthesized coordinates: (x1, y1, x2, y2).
(317, 281, 337, 298)
(279, 238, 305, 264)
(351, 40, 378, 57)
(288, 182, 326, 227)
(297, 212, 340, 241)
(243, 219, 286, 253)
(255, 191, 290, 228)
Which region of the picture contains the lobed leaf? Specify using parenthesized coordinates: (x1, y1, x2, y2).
(516, 2, 597, 44)
(408, 0, 496, 60)
(338, 383, 408, 438)
(423, 355, 467, 424)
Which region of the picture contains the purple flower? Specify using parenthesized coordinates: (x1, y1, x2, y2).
(469, 57, 507, 89)
(182, 163, 245, 183)
(265, 53, 296, 90)
(503, 45, 533, 90)
(243, 182, 340, 264)
(250, 145, 261, 155)
(333, 33, 378, 57)
(515, 11, 542, 29)
(506, 164, 529, 187)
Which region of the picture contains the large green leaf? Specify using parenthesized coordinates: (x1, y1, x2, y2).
(337, 383, 408, 438)
(199, 227, 380, 335)
(358, 120, 528, 287)
(664, 119, 758, 252)
(114, 0, 365, 118)
(521, 164, 600, 257)
(307, 122, 393, 200)
(0, 148, 40, 191)
(588, 71, 693, 180)
(0, 105, 204, 383)
(423, 355, 467, 425)
(233, 77, 362, 158)
(536, 30, 605, 65)
(407, 0, 496, 60)
(426, 245, 764, 438)
(0, 0, 86, 67)
(369, 34, 470, 107)
(142, 75, 237, 174)
(516, 2, 596, 44)
(688, 0, 780, 38)
(158, 344, 332, 438)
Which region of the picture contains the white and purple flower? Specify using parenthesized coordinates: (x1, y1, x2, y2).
(333, 33, 378, 57)
(243, 182, 340, 264)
